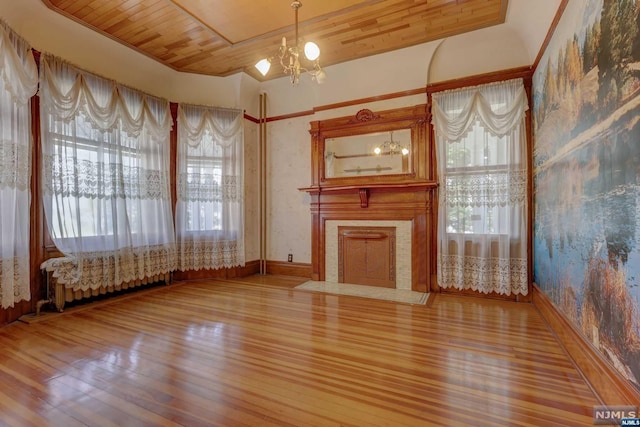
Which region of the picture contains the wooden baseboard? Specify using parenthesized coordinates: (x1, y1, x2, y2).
(173, 260, 260, 281)
(532, 283, 640, 405)
(173, 260, 311, 281)
(234, 260, 261, 277)
(266, 261, 312, 278)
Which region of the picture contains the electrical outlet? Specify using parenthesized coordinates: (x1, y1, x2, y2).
(287, 253, 293, 262)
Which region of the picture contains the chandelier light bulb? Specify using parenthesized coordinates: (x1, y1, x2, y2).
(255, 58, 271, 76)
(304, 42, 320, 61)
(374, 147, 382, 155)
(402, 147, 410, 156)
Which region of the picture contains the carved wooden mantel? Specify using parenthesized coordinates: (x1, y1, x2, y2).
(300, 105, 439, 292)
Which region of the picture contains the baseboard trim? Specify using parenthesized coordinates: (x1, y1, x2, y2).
(170, 259, 312, 281)
(173, 260, 260, 281)
(266, 261, 312, 278)
(532, 284, 640, 405)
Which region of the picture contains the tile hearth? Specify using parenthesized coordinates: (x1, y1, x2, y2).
(295, 281, 428, 305)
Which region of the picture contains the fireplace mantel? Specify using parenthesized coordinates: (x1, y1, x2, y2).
(300, 105, 439, 292)
(299, 182, 438, 208)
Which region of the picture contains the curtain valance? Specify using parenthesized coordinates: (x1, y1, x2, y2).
(432, 78, 528, 143)
(39, 55, 172, 139)
(178, 104, 243, 147)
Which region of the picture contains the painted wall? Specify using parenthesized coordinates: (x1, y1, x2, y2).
(533, 0, 640, 388)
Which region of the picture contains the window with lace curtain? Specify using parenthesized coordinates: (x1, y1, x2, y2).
(45, 115, 142, 241)
(444, 119, 513, 236)
(176, 104, 244, 271)
(432, 78, 529, 296)
(39, 55, 177, 292)
(182, 147, 224, 233)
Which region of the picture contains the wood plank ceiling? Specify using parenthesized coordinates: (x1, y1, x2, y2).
(41, 0, 508, 81)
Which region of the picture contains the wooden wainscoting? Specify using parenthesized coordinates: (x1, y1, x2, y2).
(533, 283, 640, 406)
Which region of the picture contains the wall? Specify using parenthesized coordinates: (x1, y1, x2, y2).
(532, 0, 640, 388)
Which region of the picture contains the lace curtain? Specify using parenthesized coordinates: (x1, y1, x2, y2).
(176, 104, 244, 271)
(432, 78, 529, 295)
(39, 55, 176, 292)
(0, 21, 37, 308)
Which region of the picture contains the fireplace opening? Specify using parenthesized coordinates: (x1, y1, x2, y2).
(338, 226, 396, 288)
(326, 220, 412, 290)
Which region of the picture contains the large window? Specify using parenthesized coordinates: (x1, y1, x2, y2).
(176, 104, 244, 271)
(432, 79, 528, 296)
(40, 55, 176, 291)
(46, 114, 143, 241)
(444, 121, 515, 236)
(181, 141, 224, 233)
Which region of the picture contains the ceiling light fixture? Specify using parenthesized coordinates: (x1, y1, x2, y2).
(374, 132, 410, 156)
(255, 1, 326, 85)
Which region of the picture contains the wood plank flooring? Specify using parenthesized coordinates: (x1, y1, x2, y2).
(0, 275, 599, 426)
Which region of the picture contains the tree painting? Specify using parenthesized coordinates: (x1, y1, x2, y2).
(533, 0, 640, 389)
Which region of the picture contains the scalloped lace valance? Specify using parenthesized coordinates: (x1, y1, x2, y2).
(39, 54, 172, 139)
(178, 104, 243, 147)
(432, 78, 528, 143)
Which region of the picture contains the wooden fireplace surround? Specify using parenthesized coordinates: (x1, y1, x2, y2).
(300, 104, 439, 292)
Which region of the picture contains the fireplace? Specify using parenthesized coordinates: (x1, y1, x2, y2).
(326, 221, 412, 290)
(299, 105, 438, 293)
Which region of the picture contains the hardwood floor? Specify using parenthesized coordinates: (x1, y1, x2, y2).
(0, 275, 599, 426)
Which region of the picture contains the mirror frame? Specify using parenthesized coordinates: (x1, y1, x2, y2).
(308, 104, 431, 188)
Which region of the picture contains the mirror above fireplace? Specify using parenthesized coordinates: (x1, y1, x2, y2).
(325, 128, 412, 178)
(308, 105, 432, 188)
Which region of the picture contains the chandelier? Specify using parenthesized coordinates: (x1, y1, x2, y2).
(374, 132, 410, 156)
(254, 1, 326, 85)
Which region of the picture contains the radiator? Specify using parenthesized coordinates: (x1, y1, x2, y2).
(40, 257, 171, 313)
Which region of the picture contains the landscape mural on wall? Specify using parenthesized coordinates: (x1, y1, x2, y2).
(533, 0, 640, 388)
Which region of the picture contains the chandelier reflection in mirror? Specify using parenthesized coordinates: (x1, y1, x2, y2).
(255, 1, 326, 85)
(374, 131, 410, 156)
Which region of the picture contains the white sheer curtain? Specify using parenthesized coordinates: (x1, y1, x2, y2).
(0, 21, 37, 308)
(176, 104, 244, 271)
(432, 78, 528, 296)
(39, 55, 176, 291)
